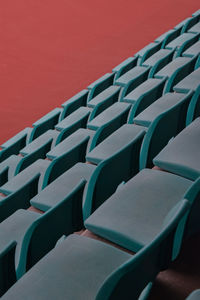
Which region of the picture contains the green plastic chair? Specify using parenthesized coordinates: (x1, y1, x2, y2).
(182, 14, 200, 34)
(115, 66, 150, 99)
(87, 102, 131, 133)
(1, 199, 189, 300)
(87, 73, 115, 101)
(15, 130, 59, 174)
(42, 129, 92, 188)
(59, 89, 88, 121)
(154, 117, 200, 180)
(0, 176, 41, 223)
(87, 86, 121, 120)
(154, 55, 197, 93)
(30, 162, 95, 212)
(0, 155, 22, 186)
(86, 124, 145, 165)
(145, 49, 175, 78)
(155, 29, 179, 44)
(137, 91, 193, 168)
(174, 17, 192, 31)
(188, 22, 200, 34)
(141, 47, 172, 68)
(173, 67, 200, 94)
(182, 39, 200, 58)
(0, 128, 32, 163)
(125, 78, 166, 119)
(134, 42, 162, 65)
(83, 130, 147, 220)
(28, 108, 62, 142)
(0, 159, 50, 196)
(112, 57, 137, 80)
(55, 106, 92, 144)
(165, 33, 197, 52)
(176, 34, 200, 57)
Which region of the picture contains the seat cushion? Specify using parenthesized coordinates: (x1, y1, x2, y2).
(87, 102, 131, 131)
(30, 163, 96, 211)
(0, 159, 50, 195)
(133, 92, 186, 127)
(123, 78, 163, 104)
(154, 57, 192, 79)
(87, 124, 145, 164)
(165, 33, 196, 50)
(85, 169, 192, 252)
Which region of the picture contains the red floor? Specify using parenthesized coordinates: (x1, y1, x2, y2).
(0, 0, 199, 145)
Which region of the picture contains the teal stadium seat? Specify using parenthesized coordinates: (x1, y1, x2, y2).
(173, 67, 200, 93)
(182, 14, 200, 34)
(0, 128, 32, 163)
(154, 55, 197, 93)
(154, 118, 200, 180)
(0, 159, 50, 195)
(87, 73, 115, 101)
(28, 108, 62, 142)
(135, 91, 193, 168)
(87, 102, 131, 143)
(59, 89, 88, 121)
(123, 78, 166, 118)
(182, 39, 200, 57)
(0, 155, 22, 186)
(55, 106, 92, 143)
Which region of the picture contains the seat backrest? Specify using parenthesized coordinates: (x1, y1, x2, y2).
(0, 128, 32, 163)
(42, 136, 90, 188)
(182, 176, 200, 239)
(140, 91, 193, 169)
(83, 130, 145, 219)
(186, 85, 200, 125)
(164, 55, 198, 93)
(95, 199, 190, 300)
(0, 241, 16, 297)
(29, 108, 62, 142)
(17, 180, 86, 278)
(0, 174, 40, 223)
